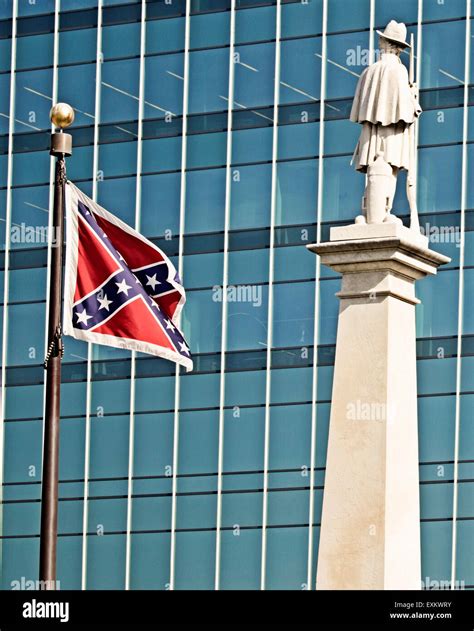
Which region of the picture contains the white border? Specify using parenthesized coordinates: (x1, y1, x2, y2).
(214, 0, 237, 591)
(451, 0, 471, 590)
(169, 0, 191, 591)
(0, 0, 18, 574)
(125, 0, 146, 589)
(307, 0, 327, 591)
(81, 0, 103, 590)
(260, 0, 282, 591)
(42, 0, 61, 463)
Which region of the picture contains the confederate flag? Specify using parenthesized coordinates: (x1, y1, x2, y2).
(63, 182, 193, 371)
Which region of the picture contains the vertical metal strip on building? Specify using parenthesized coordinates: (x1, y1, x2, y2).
(36, 0, 61, 576)
(0, 0, 18, 575)
(306, 0, 327, 591)
(415, 0, 423, 198)
(369, 0, 375, 63)
(451, 0, 471, 590)
(362, 0, 376, 214)
(39, 0, 61, 587)
(81, 0, 103, 591)
(124, 0, 147, 591)
(260, 0, 282, 591)
(169, 0, 191, 591)
(43, 0, 61, 452)
(214, 0, 236, 592)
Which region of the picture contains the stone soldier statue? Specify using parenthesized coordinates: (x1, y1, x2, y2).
(350, 20, 422, 227)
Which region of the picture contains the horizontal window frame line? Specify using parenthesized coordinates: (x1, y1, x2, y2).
(6, 115, 474, 160)
(3, 86, 474, 158)
(1, 6, 469, 42)
(4, 335, 463, 371)
(3, 479, 474, 504)
(421, 478, 474, 485)
(4, 514, 474, 540)
(3, 333, 474, 387)
(4, 398, 325, 423)
(4, 458, 474, 489)
(1, 478, 471, 504)
(1, 484, 326, 505)
(1, 521, 323, 539)
(3, 477, 471, 506)
(0, 262, 462, 285)
(1, 211, 470, 273)
(4, 385, 472, 422)
(2, 465, 326, 487)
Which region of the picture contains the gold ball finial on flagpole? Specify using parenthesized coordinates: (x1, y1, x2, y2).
(50, 103, 75, 129)
(49, 103, 74, 157)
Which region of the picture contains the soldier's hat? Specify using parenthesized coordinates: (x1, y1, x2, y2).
(376, 20, 411, 48)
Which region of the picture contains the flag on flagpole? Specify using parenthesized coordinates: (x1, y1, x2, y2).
(63, 181, 193, 371)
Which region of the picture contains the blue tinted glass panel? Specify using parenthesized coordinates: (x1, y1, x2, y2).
(219, 528, 261, 589)
(190, 11, 229, 48)
(234, 42, 275, 108)
(87, 534, 126, 589)
(328, 0, 369, 32)
(130, 533, 171, 589)
(421, 20, 466, 89)
(280, 37, 322, 105)
(416, 270, 459, 337)
(230, 163, 272, 230)
(6, 302, 46, 366)
(281, 0, 322, 38)
(185, 168, 225, 234)
(14, 68, 53, 133)
(145, 53, 184, 120)
(18, 0, 55, 15)
(421, 521, 452, 582)
(146, 16, 184, 54)
(174, 530, 215, 589)
(276, 159, 318, 226)
(4, 419, 42, 483)
(16, 33, 53, 70)
(189, 48, 229, 114)
(236, 5, 274, 43)
(375, 0, 418, 27)
(59, 28, 97, 65)
(1, 538, 39, 590)
(326, 31, 370, 100)
(101, 58, 140, 123)
(265, 526, 308, 590)
(103, 22, 140, 59)
(0, 74, 11, 132)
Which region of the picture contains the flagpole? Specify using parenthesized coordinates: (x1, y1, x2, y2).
(39, 103, 74, 587)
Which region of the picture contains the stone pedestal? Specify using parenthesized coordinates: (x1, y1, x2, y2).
(308, 223, 450, 590)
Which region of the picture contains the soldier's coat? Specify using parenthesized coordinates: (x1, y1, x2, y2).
(350, 53, 422, 173)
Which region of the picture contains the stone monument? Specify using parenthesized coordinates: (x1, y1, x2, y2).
(309, 21, 450, 589)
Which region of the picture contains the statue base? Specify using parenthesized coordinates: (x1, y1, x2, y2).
(331, 221, 429, 249)
(307, 226, 449, 589)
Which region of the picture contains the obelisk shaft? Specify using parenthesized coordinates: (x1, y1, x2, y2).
(309, 225, 450, 589)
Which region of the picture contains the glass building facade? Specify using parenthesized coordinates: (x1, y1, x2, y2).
(0, 0, 472, 590)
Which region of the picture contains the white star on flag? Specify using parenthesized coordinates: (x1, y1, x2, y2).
(179, 341, 190, 355)
(166, 319, 175, 332)
(146, 273, 161, 291)
(76, 309, 92, 325)
(97, 294, 113, 311)
(116, 278, 132, 296)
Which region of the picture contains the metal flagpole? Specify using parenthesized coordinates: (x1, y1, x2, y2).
(39, 103, 74, 587)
